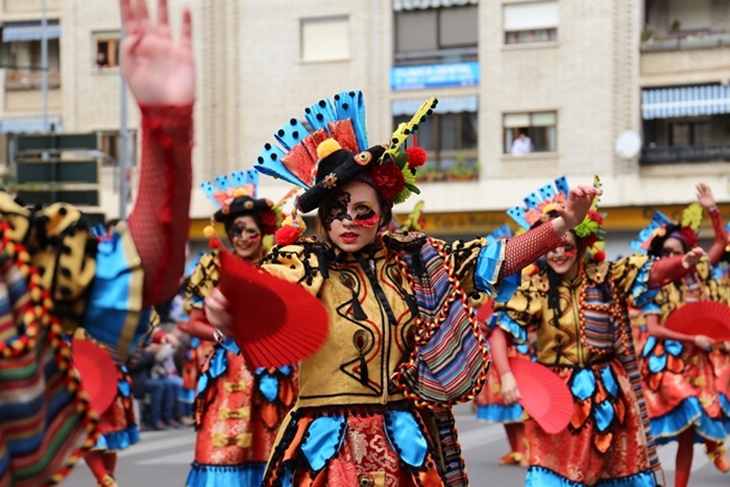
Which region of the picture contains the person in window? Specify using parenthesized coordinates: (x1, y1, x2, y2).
(202, 89, 602, 485)
(0, 1, 193, 485)
(97, 51, 109, 69)
(511, 129, 532, 155)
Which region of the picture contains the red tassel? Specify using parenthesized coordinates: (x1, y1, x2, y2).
(275, 226, 300, 246)
(209, 237, 221, 250)
(405, 146, 427, 169)
(593, 250, 606, 262)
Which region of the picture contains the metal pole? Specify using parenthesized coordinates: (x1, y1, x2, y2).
(119, 28, 129, 220)
(41, 0, 48, 132)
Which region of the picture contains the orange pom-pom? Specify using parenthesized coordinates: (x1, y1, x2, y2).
(209, 237, 222, 250)
(275, 226, 301, 246)
(405, 146, 427, 169)
(593, 250, 606, 263)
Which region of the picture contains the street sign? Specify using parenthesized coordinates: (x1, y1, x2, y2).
(14, 133, 99, 206)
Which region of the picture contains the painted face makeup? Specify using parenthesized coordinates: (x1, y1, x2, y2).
(228, 223, 261, 242)
(353, 203, 378, 228)
(325, 190, 352, 230)
(562, 245, 578, 258)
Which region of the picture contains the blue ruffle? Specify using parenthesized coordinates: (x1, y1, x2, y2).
(491, 312, 528, 345)
(720, 393, 730, 434)
(569, 368, 596, 402)
(383, 410, 428, 468)
(94, 425, 140, 451)
(300, 416, 346, 472)
(475, 240, 519, 302)
(185, 462, 266, 487)
(642, 303, 661, 315)
(178, 388, 195, 404)
(526, 465, 657, 487)
(629, 260, 658, 309)
(477, 403, 524, 423)
(650, 396, 726, 444)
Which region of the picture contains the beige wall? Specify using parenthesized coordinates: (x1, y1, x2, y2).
(33, 0, 730, 220)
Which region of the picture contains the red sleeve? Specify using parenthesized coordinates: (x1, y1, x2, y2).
(647, 255, 693, 288)
(128, 103, 193, 308)
(499, 221, 567, 278)
(706, 207, 726, 265)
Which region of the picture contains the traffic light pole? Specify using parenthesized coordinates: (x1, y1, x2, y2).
(41, 0, 48, 132)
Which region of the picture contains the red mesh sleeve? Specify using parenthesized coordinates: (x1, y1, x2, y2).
(128, 103, 193, 308)
(647, 255, 693, 288)
(499, 221, 567, 278)
(706, 207, 726, 265)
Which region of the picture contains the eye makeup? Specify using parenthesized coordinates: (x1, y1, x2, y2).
(229, 224, 261, 241)
(353, 203, 378, 228)
(325, 190, 352, 230)
(563, 246, 578, 257)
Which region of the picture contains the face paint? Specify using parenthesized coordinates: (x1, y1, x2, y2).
(353, 203, 378, 228)
(229, 223, 261, 242)
(563, 245, 578, 257)
(325, 190, 352, 230)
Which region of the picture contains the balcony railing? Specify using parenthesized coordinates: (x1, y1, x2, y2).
(640, 143, 730, 165)
(394, 46, 478, 67)
(5, 70, 61, 91)
(641, 29, 730, 52)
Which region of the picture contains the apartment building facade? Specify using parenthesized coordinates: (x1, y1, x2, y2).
(0, 0, 728, 253)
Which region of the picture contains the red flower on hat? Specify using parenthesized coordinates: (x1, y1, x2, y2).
(405, 147, 427, 169)
(261, 210, 279, 235)
(369, 163, 405, 203)
(679, 226, 698, 248)
(588, 210, 603, 224)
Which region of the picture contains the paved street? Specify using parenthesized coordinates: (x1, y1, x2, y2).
(62, 405, 727, 487)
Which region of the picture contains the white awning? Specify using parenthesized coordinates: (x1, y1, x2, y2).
(393, 0, 478, 12)
(642, 85, 730, 119)
(3, 20, 60, 42)
(503, 1, 559, 31)
(392, 95, 478, 116)
(0, 116, 62, 133)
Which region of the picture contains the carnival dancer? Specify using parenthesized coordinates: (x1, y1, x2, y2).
(713, 242, 730, 436)
(634, 185, 730, 487)
(489, 177, 706, 487)
(0, 1, 194, 484)
(200, 89, 602, 486)
(180, 173, 298, 487)
(473, 226, 533, 467)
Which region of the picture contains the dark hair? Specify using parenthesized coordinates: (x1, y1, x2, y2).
(315, 185, 393, 241)
(224, 211, 264, 239)
(647, 223, 690, 258)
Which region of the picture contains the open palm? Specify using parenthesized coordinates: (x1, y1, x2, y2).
(119, 0, 194, 105)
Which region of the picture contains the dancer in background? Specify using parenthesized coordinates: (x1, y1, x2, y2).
(473, 226, 533, 467)
(490, 177, 705, 487)
(635, 185, 729, 487)
(180, 173, 298, 487)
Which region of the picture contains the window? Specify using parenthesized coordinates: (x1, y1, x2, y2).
(394, 5, 478, 65)
(668, 0, 711, 31)
(394, 112, 478, 182)
(503, 1, 559, 45)
(503, 112, 557, 154)
(301, 17, 349, 62)
(100, 130, 137, 166)
(2, 39, 61, 90)
(95, 34, 121, 68)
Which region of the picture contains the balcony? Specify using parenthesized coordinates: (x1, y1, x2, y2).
(641, 29, 730, 53)
(394, 46, 478, 67)
(640, 143, 730, 165)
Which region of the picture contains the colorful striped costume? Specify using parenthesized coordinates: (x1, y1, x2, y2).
(492, 256, 664, 487)
(259, 233, 518, 487)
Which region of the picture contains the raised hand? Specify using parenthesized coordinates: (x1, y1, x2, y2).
(693, 334, 714, 350)
(205, 287, 232, 337)
(119, 0, 194, 105)
(556, 184, 602, 229)
(696, 183, 716, 209)
(681, 247, 705, 269)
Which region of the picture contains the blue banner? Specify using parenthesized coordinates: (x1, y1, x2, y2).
(391, 62, 480, 91)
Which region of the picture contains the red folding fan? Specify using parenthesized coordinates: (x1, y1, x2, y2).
(510, 356, 573, 434)
(71, 338, 118, 415)
(217, 249, 329, 369)
(664, 301, 730, 342)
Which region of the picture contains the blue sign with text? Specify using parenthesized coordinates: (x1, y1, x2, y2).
(390, 62, 480, 91)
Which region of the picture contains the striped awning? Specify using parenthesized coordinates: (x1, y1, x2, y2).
(642, 85, 730, 119)
(2, 20, 60, 42)
(392, 95, 478, 116)
(393, 0, 478, 11)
